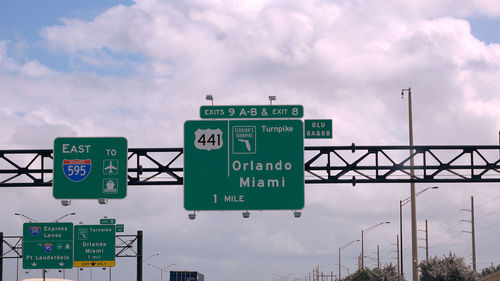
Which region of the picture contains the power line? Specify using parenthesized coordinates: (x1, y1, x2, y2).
(476, 208, 500, 221)
(477, 220, 500, 231)
(429, 232, 463, 249)
(476, 193, 500, 208)
(429, 220, 464, 240)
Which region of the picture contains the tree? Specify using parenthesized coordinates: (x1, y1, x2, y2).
(342, 268, 372, 281)
(419, 253, 478, 281)
(371, 264, 406, 281)
(480, 264, 500, 278)
(340, 265, 405, 281)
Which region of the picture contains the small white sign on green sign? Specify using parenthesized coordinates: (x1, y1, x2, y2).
(304, 119, 333, 139)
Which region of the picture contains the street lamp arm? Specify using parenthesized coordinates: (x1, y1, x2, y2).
(340, 239, 360, 250)
(148, 264, 161, 270)
(14, 213, 38, 222)
(363, 221, 390, 233)
(162, 263, 175, 271)
(401, 186, 439, 206)
(52, 212, 76, 222)
(144, 253, 159, 262)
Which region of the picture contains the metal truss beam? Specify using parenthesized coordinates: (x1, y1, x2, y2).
(305, 145, 500, 184)
(1, 145, 499, 187)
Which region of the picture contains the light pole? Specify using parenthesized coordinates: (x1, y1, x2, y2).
(401, 87, 418, 281)
(399, 186, 438, 276)
(339, 239, 359, 279)
(148, 263, 175, 281)
(335, 263, 350, 277)
(14, 213, 38, 222)
(361, 221, 390, 269)
(53, 212, 76, 222)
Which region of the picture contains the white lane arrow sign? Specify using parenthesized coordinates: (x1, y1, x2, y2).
(31, 262, 37, 267)
(59, 262, 65, 267)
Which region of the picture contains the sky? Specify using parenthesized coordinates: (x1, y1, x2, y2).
(1, 0, 500, 281)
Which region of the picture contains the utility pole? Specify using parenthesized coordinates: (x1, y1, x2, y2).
(425, 220, 429, 262)
(402, 87, 418, 281)
(418, 220, 429, 262)
(461, 196, 476, 272)
(399, 200, 404, 276)
(377, 245, 380, 269)
(471, 197, 476, 272)
(396, 235, 401, 273)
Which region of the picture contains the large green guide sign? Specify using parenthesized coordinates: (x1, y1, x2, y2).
(53, 137, 128, 199)
(22, 222, 73, 269)
(73, 225, 116, 267)
(184, 119, 304, 210)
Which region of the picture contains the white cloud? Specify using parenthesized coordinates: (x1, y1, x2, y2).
(2, 1, 500, 280)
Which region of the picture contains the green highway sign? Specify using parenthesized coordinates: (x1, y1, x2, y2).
(100, 218, 116, 224)
(74, 225, 116, 267)
(200, 105, 303, 119)
(22, 222, 73, 269)
(53, 137, 128, 199)
(116, 224, 124, 232)
(304, 119, 333, 139)
(184, 119, 304, 210)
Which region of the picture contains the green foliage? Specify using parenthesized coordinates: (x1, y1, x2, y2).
(371, 264, 406, 281)
(342, 268, 372, 281)
(340, 264, 405, 281)
(480, 264, 500, 277)
(419, 253, 478, 281)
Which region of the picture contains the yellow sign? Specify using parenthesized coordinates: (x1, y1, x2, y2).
(74, 260, 115, 267)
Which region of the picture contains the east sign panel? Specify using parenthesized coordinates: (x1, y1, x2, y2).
(53, 137, 127, 199)
(184, 119, 304, 210)
(73, 225, 116, 267)
(22, 223, 73, 269)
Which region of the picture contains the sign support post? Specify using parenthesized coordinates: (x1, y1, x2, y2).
(137, 230, 143, 281)
(0, 232, 3, 281)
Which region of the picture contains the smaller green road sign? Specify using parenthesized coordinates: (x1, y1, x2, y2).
(200, 105, 303, 119)
(22, 223, 73, 269)
(74, 225, 116, 267)
(116, 224, 124, 232)
(53, 137, 127, 199)
(100, 218, 116, 224)
(304, 119, 333, 139)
